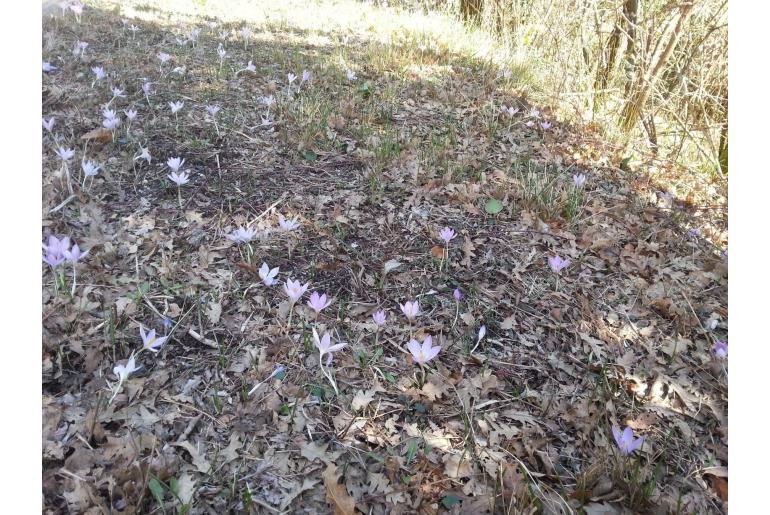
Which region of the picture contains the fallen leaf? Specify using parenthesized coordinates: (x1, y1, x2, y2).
(431, 245, 447, 260)
(323, 463, 356, 515)
(351, 389, 376, 411)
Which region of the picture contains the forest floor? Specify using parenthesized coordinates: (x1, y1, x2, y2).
(42, 1, 728, 513)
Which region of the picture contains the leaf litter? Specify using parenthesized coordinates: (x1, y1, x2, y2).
(42, 1, 727, 513)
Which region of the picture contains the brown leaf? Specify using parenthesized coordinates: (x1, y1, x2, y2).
(323, 463, 356, 515)
(80, 127, 112, 144)
(430, 245, 446, 260)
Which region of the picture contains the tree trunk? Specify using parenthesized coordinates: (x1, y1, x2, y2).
(619, 2, 695, 133)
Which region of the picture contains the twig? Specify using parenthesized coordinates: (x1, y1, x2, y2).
(49, 194, 77, 214)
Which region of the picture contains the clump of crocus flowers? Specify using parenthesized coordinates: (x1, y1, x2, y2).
(42, 235, 88, 295)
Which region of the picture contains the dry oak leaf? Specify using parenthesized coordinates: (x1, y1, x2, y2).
(80, 127, 112, 144)
(323, 463, 357, 515)
(430, 245, 447, 260)
(351, 389, 376, 411)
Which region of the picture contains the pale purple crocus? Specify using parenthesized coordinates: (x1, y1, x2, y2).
(167, 157, 185, 173)
(42, 117, 56, 132)
(540, 121, 552, 131)
(548, 255, 571, 274)
(81, 160, 100, 178)
(63, 243, 88, 263)
(261, 95, 276, 107)
(259, 263, 280, 286)
(284, 279, 310, 303)
(169, 101, 184, 114)
(372, 310, 387, 327)
(217, 44, 226, 60)
(134, 147, 151, 164)
(55, 147, 75, 162)
(168, 171, 190, 186)
(287, 73, 297, 85)
(140, 325, 168, 353)
(612, 426, 644, 455)
(205, 104, 221, 117)
(226, 226, 257, 244)
(92, 66, 107, 81)
(43, 252, 66, 267)
(43, 235, 71, 258)
(142, 81, 153, 95)
(301, 70, 312, 83)
(278, 214, 300, 231)
(713, 340, 728, 359)
(312, 328, 347, 366)
(157, 52, 171, 64)
(407, 335, 441, 365)
(439, 227, 456, 242)
(400, 300, 420, 321)
(453, 288, 463, 301)
(573, 174, 586, 188)
(72, 41, 88, 57)
(529, 107, 540, 118)
(124, 108, 138, 121)
(307, 291, 333, 314)
(113, 354, 141, 383)
(111, 86, 126, 99)
(43, 62, 58, 73)
(346, 69, 357, 81)
(102, 116, 121, 131)
(240, 61, 257, 74)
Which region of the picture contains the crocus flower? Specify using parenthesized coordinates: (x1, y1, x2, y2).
(55, 147, 75, 162)
(713, 340, 728, 359)
(168, 171, 190, 186)
(219, 31, 229, 40)
(124, 108, 138, 121)
(284, 278, 310, 303)
(157, 52, 171, 64)
(102, 108, 118, 121)
(477, 325, 486, 343)
(171, 66, 186, 76)
(142, 81, 153, 95)
(42, 117, 56, 132)
(102, 117, 121, 130)
(529, 107, 540, 118)
(239, 27, 252, 39)
(611, 426, 644, 455)
(573, 174, 586, 187)
(44, 235, 71, 257)
(129, 24, 139, 35)
(226, 226, 257, 244)
(43, 252, 66, 267)
(548, 255, 571, 274)
(242, 61, 257, 73)
(302, 70, 312, 83)
(372, 310, 387, 326)
(140, 325, 168, 353)
(205, 104, 221, 116)
(540, 121, 552, 130)
(134, 147, 151, 164)
(81, 160, 100, 177)
(346, 69, 357, 81)
(453, 288, 463, 301)
(217, 44, 226, 59)
(307, 291, 333, 313)
(407, 335, 441, 365)
(167, 157, 185, 173)
(259, 262, 280, 286)
(92, 66, 107, 81)
(399, 300, 420, 320)
(111, 86, 126, 98)
(278, 214, 300, 231)
(312, 328, 347, 366)
(43, 62, 58, 72)
(169, 101, 184, 114)
(260, 95, 276, 107)
(287, 73, 297, 84)
(439, 227, 456, 242)
(500, 105, 518, 117)
(113, 354, 141, 382)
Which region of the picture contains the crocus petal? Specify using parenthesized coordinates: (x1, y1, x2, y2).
(406, 339, 422, 356)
